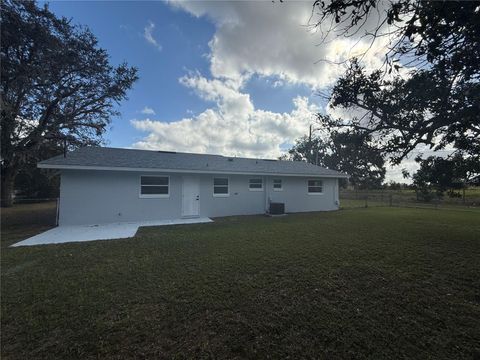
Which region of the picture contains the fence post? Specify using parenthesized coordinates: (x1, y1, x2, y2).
(389, 194, 393, 207)
(56, 198, 60, 226)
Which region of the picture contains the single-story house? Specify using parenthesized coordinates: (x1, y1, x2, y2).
(38, 147, 348, 226)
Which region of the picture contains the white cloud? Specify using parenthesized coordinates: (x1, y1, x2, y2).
(170, 1, 392, 88)
(384, 145, 456, 183)
(144, 21, 162, 51)
(132, 74, 319, 158)
(140, 106, 156, 115)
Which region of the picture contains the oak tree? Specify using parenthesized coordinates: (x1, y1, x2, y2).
(286, 125, 386, 189)
(1, 0, 138, 206)
(312, 1, 480, 164)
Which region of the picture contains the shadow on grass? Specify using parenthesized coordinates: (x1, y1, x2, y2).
(1, 205, 479, 359)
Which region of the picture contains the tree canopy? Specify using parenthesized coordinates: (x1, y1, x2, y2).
(411, 153, 480, 201)
(285, 124, 386, 189)
(312, 0, 480, 164)
(0, 0, 138, 206)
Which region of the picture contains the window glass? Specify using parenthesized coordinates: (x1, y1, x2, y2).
(141, 176, 168, 186)
(249, 178, 263, 190)
(214, 178, 228, 186)
(141, 186, 169, 195)
(273, 179, 282, 190)
(214, 178, 229, 195)
(308, 179, 323, 193)
(140, 176, 169, 196)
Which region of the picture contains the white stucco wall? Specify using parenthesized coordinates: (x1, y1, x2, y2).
(59, 170, 340, 226)
(265, 177, 339, 213)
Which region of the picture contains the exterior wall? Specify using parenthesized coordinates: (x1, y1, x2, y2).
(59, 170, 340, 226)
(59, 170, 183, 225)
(266, 176, 339, 213)
(198, 174, 266, 218)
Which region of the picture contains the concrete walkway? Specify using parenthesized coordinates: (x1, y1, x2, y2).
(11, 218, 213, 247)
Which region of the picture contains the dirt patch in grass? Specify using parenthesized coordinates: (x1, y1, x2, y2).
(1, 206, 479, 359)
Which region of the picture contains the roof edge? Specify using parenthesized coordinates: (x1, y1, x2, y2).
(38, 163, 349, 178)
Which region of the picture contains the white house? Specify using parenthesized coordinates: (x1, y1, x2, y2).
(38, 147, 348, 226)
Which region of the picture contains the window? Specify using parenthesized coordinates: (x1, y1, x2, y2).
(273, 179, 282, 191)
(140, 176, 169, 197)
(308, 179, 323, 194)
(213, 178, 229, 196)
(249, 178, 263, 191)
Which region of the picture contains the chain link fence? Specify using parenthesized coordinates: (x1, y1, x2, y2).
(12, 197, 58, 204)
(340, 189, 480, 211)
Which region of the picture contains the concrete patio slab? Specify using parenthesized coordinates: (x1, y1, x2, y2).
(11, 217, 213, 247)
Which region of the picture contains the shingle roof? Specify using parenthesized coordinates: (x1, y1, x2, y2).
(38, 147, 348, 178)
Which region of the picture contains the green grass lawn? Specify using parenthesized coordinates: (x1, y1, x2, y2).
(1, 205, 479, 359)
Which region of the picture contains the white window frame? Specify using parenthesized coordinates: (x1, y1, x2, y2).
(273, 178, 283, 191)
(139, 175, 170, 198)
(249, 178, 264, 191)
(213, 177, 229, 197)
(307, 179, 323, 195)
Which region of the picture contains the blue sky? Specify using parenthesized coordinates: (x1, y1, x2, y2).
(48, 1, 215, 147)
(47, 1, 317, 149)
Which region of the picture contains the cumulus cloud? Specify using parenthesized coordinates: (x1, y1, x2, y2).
(385, 146, 456, 183)
(140, 106, 156, 115)
(144, 21, 162, 51)
(132, 74, 319, 158)
(170, 1, 391, 88)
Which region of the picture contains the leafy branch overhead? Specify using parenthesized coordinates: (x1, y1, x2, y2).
(0, 0, 138, 206)
(312, 0, 480, 164)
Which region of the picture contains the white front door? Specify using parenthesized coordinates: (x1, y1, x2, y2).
(182, 176, 200, 217)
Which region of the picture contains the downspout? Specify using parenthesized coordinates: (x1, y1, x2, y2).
(264, 175, 269, 214)
(335, 178, 339, 208)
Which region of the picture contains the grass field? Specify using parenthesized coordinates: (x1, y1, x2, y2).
(1, 202, 57, 247)
(1, 204, 479, 359)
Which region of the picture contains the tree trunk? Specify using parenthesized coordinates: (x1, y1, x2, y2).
(1, 167, 16, 207)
